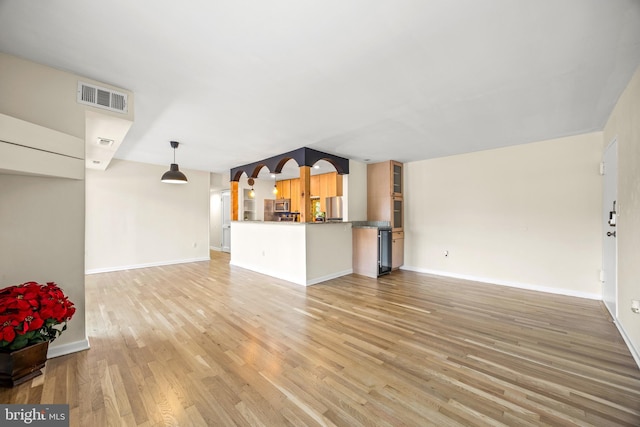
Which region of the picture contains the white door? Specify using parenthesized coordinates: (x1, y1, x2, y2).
(221, 191, 231, 253)
(602, 139, 618, 318)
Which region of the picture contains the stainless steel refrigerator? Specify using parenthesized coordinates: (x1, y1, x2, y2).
(325, 196, 343, 221)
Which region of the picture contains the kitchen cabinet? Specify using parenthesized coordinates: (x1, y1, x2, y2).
(325, 173, 343, 197)
(310, 175, 320, 198)
(276, 180, 290, 199)
(311, 172, 343, 213)
(367, 160, 403, 231)
(392, 231, 404, 269)
(393, 197, 403, 229)
(274, 172, 342, 217)
(290, 178, 300, 213)
(392, 161, 402, 196)
(352, 227, 392, 278)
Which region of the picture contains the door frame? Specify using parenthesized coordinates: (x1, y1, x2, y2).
(602, 137, 618, 318)
(221, 190, 231, 253)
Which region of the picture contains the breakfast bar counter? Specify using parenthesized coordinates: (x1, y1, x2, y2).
(230, 221, 353, 286)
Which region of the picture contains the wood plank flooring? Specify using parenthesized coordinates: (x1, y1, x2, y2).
(2, 251, 639, 426)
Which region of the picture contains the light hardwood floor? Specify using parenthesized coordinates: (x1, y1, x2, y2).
(2, 251, 639, 426)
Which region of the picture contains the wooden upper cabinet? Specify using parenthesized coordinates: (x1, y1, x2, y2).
(276, 180, 291, 199)
(312, 172, 343, 214)
(367, 160, 403, 231)
(310, 175, 320, 197)
(392, 161, 402, 196)
(277, 172, 342, 215)
(290, 178, 300, 213)
(369, 160, 402, 197)
(320, 172, 342, 197)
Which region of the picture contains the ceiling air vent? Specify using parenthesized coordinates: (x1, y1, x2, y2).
(77, 82, 128, 114)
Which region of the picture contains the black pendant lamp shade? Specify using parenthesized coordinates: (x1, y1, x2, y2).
(161, 141, 188, 184)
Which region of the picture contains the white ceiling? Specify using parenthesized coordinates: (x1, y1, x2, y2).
(1, 0, 639, 175)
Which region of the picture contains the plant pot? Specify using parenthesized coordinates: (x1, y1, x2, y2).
(0, 341, 49, 387)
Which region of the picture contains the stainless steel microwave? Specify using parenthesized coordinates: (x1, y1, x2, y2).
(274, 199, 290, 212)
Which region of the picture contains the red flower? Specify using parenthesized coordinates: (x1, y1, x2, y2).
(0, 281, 75, 351)
(4, 283, 39, 311)
(0, 315, 19, 343)
(22, 313, 44, 333)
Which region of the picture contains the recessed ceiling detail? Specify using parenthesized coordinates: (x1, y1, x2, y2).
(96, 137, 114, 147)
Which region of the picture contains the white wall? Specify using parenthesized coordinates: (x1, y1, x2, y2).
(210, 191, 224, 250)
(230, 222, 352, 286)
(0, 52, 133, 139)
(0, 52, 121, 356)
(238, 175, 276, 221)
(603, 65, 640, 365)
(85, 159, 210, 272)
(209, 172, 230, 251)
(345, 159, 367, 221)
(404, 132, 603, 299)
(210, 172, 229, 192)
(0, 174, 87, 354)
(305, 223, 353, 284)
(231, 222, 307, 284)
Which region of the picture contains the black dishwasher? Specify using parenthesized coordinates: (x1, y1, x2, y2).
(378, 227, 392, 276)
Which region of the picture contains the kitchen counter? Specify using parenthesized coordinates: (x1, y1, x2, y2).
(230, 221, 353, 286)
(242, 220, 351, 225)
(351, 221, 391, 229)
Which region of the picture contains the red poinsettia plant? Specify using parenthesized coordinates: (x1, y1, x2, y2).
(0, 281, 75, 351)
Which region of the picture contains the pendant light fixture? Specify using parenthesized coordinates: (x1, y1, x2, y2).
(248, 178, 255, 198)
(161, 141, 188, 184)
(273, 174, 278, 195)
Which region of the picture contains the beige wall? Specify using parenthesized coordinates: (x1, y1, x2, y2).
(603, 66, 640, 363)
(210, 190, 224, 250)
(404, 132, 603, 298)
(209, 173, 230, 250)
(230, 222, 352, 285)
(85, 159, 210, 272)
(0, 53, 99, 356)
(345, 159, 367, 221)
(0, 175, 87, 354)
(0, 52, 133, 139)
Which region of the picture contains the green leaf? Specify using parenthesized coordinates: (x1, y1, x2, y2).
(8, 335, 28, 350)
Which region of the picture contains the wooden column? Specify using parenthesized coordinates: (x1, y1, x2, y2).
(231, 181, 239, 221)
(299, 166, 312, 223)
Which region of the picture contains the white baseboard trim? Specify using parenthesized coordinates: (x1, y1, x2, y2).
(230, 260, 305, 286)
(210, 246, 222, 251)
(86, 257, 211, 275)
(610, 316, 640, 370)
(47, 338, 90, 359)
(229, 261, 353, 287)
(400, 266, 601, 300)
(306, 269, 353, 286)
